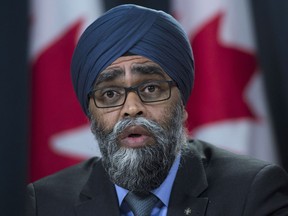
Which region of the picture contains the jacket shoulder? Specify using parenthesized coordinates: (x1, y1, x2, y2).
(190, 140, 288, 214)
(192, 139, 273, 172)
(30, 157, 101, 202)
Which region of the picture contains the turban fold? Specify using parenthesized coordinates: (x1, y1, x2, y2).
(71, 4, 194, 116)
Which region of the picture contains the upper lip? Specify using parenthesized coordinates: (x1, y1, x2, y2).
(118, 125, 151, 139)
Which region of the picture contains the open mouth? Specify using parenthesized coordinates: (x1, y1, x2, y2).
(118, 126, 154, 148)
(128, 134, 142, 138)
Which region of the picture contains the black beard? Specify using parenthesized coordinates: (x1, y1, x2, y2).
(90, 100, 186, 193)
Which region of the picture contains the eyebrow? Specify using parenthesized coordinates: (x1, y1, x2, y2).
(94, 68, 124, 86)
(131, 64, 166, 79)
(94, 63, 167, 87)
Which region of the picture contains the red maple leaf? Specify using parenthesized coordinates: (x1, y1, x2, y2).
(186, 13, 258, 132)
(30, 20, 87, 181)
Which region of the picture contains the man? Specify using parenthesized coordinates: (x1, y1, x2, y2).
(26, 4, 288, 216)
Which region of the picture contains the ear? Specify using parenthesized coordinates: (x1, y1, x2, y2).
(87, 98, 95, 121)
(182, 109, 188, 123)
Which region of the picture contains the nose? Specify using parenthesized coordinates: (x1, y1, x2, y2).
(120, 91, 145, 118)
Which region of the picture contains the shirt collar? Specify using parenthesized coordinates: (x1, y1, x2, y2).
(115, 155, 181, 207)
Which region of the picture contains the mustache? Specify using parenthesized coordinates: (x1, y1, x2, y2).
(109, 117, 165, 141)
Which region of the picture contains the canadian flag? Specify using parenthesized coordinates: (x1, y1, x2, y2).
(29, 0, 279, 181)
(172, 0, 278, 163)
(29, 0, 103, 181)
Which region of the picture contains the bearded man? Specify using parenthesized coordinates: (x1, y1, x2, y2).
(26, 4, 288, 216)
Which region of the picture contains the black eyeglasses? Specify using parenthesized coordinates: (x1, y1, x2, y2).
(89, 80, 177, 108)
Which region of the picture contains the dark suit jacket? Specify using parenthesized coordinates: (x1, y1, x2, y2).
(26, 140, 288, 215)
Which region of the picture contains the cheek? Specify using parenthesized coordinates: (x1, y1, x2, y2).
(144, 104, 172, 125)
(89, 99, 120, 130)
(104, 113, 119, 129)
(93, 110, 120, 131)
(156, 92, 184, 124)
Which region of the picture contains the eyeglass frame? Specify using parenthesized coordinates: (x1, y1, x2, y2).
(88, 80, 177, 108)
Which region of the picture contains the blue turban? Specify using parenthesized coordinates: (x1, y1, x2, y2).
(71, 4, 194, 116)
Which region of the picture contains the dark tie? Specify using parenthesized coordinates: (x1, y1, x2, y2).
(124, 192, 159, 216)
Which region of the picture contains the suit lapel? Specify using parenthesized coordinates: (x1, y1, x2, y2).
(168, 144, 209, 216)
(74, 159, 120, 216)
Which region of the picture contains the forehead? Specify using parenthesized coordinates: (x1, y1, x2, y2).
(102, 55, 170, 77)
(94, 55, 171, 87)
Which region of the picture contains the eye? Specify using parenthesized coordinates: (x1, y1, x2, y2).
(95, 87, 123, 101)
(142, 82, 162, 93)
(104, 90, 117, 98)
(145, 85, 157, 93)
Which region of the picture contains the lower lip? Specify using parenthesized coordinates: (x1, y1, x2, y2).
(120, 135, 154, 148)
